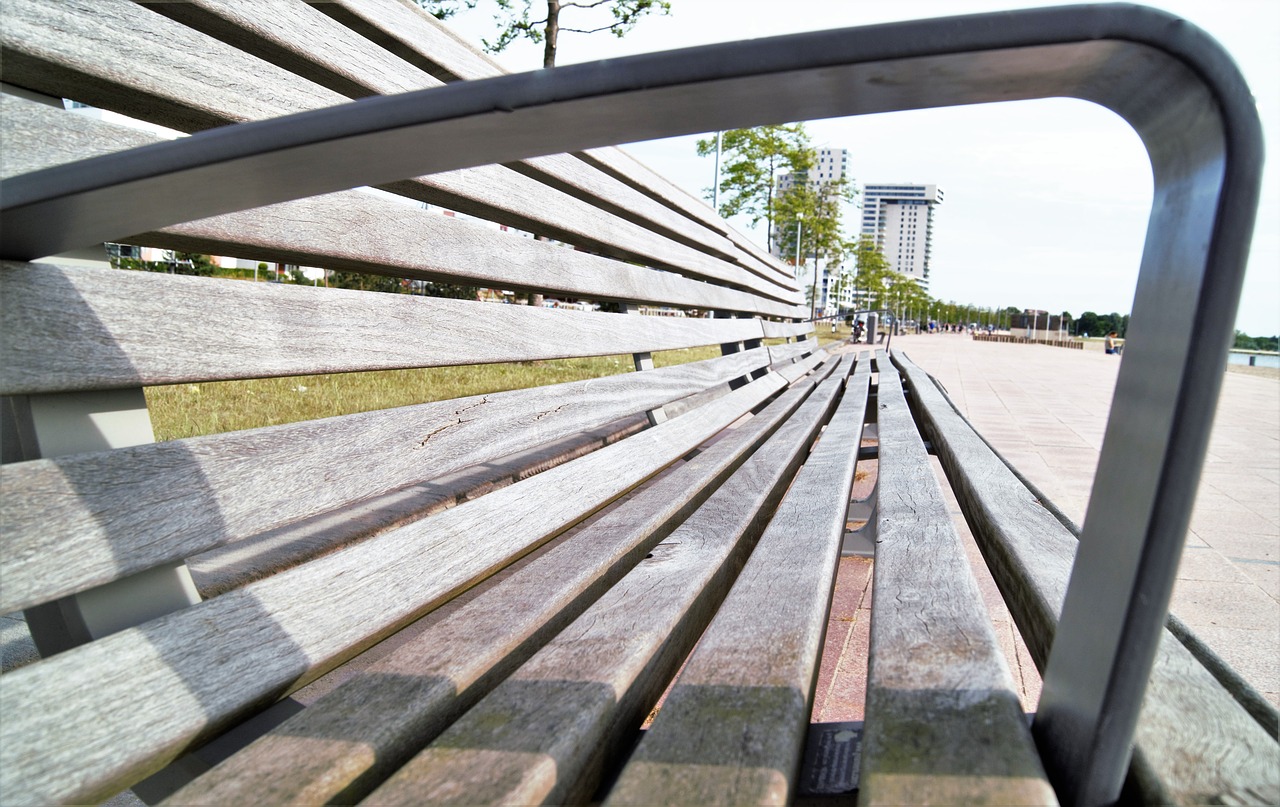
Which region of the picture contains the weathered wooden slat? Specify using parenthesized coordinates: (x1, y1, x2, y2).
(0, 0, 797, 305)
(604, 355, 867, 806)
(0, 96, 796, 318)
(0, 371, 789, 807)
(0, 261, 767, 395)
(163, 353, 830, 806)
(768, 340, 816, 366)
(392, 167, 801, 304)
(0, 347, 773, 614)
(762, 320, 815, 339)
(310, 0, 503, 84)
(893, 350, 1280, 803)
(365, 358, 849, 806)
(856, 351, 1056, 805)
(149, 0, 788, 290)
(310, 0, 799, 292)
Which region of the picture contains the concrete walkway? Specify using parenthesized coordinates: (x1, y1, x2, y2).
(881, 334, 1280, 709)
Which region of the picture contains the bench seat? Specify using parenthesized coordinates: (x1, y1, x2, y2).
(1, 1, 1274, 805)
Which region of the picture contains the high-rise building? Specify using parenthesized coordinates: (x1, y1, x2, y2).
(860, 183, 943, 288)
(777, 147, 850, 194)
(776, 148, 851, 316)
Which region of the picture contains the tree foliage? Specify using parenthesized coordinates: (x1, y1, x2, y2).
(773, 175, 857, 271)
(849, 235, 891, 309)
(111, 251, 217, 277)
(696, 124, 812, 251)
(1074, 311, 1128, 337)
(1233, 331, 1278, 351)
(417, 0, 671, 67)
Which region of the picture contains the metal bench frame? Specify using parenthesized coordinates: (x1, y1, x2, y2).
(1, 5, 1264, 804)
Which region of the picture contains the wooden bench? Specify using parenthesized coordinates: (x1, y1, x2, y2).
(1, 2, 1275, 805)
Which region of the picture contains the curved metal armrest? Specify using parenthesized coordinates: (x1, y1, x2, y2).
(0, 5, 1263, 804)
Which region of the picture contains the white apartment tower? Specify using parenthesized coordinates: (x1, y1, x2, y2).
(776, 148, 850, 316)
(777, 147, 850, 194)
(860, 183, 943, 287)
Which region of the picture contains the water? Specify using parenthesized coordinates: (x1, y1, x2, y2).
(1227, 351, 1280, 368)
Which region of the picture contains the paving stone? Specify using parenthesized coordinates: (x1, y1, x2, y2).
(888, 334, 1280, 703)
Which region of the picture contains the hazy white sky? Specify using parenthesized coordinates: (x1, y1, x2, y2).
(443, 0, 1278, 335)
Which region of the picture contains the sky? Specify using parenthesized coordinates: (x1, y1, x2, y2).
(441, 0, 1279, 335)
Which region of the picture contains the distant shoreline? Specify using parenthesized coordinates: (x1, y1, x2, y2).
(1226, 363, 1280, 380)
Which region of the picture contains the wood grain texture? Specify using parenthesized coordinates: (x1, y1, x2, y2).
(858, 351, 1056, 806)
(0, 372, 788, 807)
(893, 350, 1280, 804)
(0, 261, 768, 395)
(573, 145, 800, 287)
(163, 359, 830, 806)
(365, 360, 848, 806)
(149, 0, 796, 298)
(0, 97, 796, 318)
(0, 0, 335, 133)
(314, 0, 799, 293)
(604, 356, 867, 806)
(0, 347, 771, 614)
(762, 320, 816, 339)
(768, 340, 816, 366)
(0, 0, 798, 305)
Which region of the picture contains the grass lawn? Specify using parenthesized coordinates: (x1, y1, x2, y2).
(145, 327, 852, 441)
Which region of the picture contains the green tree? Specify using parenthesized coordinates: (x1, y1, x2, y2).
(850, 235, 891, 311)
(326, 271, 405, 294)
(884, 272, 927, 332)
(1076, 311, 1101, 337)
(773, 174, 857, 270)
(696, 124, 812, 252)
(417, 0, 671, 67)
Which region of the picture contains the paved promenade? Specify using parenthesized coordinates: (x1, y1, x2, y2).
(883, 334, 1279, 709)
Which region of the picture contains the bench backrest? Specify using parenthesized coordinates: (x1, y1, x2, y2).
(0, 4, 820, 799)
(0, 0, 813, 610)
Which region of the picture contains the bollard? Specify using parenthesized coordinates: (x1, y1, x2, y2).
(866, 313, 877, 344)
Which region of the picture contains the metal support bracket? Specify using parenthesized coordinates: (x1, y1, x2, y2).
(4, 389, 201, 656)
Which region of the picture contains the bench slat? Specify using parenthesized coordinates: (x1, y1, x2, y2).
(0, 370, 790, 806)
(155, 0, 791, 291)
(858, 351, 1056, 805)
(0, 261, 769, 395)
(0, 347, 775, 614)
(762, 320, 815, 340)
(364, 357, 849, 806)
(0, 0, 798, 305)
(893, 349, 1280, 803)
(575, 147, 790, 280)
(165, 352, 832, 806)
(0, 97, 801, 319)
(604, 354, 868, 806)
(311, 0, 798, 290)
(767, 340, 817, 365)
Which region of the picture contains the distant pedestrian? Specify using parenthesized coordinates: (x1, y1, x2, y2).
(1105, 331, 1122, 355)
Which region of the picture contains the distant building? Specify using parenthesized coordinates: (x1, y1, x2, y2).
(860, 183, 943, 289)
(777, 147, 850, 194)
(776, 148, 851, 316)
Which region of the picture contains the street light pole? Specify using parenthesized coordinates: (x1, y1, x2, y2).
(712, 131, 722, 210)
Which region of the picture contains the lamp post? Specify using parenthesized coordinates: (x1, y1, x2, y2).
(712, 131, 722, 210)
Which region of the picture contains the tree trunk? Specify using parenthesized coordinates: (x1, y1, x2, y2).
(543, 0, 559, 67)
